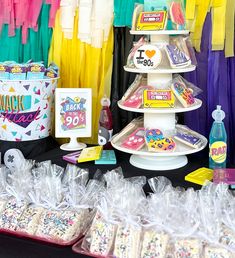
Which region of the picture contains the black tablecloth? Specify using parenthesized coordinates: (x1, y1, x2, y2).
(0, 146, 209, 258)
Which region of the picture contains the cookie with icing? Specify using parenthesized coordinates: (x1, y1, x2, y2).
(145, 129, 176, 152)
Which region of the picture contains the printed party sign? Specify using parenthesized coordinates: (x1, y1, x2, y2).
(55, 88, 92, 139)
(133, 45, 162, 69)
(0, 79, 58, 141)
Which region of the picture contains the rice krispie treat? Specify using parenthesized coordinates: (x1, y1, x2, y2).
(141, 230, 169, 258)
(114, 224, 142, 258)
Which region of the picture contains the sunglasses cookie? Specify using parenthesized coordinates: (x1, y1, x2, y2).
(145, 129, 176, 152)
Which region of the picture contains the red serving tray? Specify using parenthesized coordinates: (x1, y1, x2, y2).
(0, 228, 83, 246)
(72, 238, 115, 258)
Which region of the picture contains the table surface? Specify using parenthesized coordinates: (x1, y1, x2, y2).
(0, 146, 208, 258)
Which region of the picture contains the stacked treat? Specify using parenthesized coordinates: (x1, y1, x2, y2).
(75, 171, 235, 258)
(0, 157, 104, 244)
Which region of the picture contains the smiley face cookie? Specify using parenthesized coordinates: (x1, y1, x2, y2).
(145, 129, 176, 152)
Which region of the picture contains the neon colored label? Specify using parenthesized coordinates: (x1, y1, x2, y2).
(210, 141, 227, 163)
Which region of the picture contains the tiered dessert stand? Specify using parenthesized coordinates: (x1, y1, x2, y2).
(111, 29, 207, 171)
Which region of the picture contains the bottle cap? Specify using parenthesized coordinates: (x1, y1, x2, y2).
(101, 96, 111, 107)
(212, 105, 225, 122)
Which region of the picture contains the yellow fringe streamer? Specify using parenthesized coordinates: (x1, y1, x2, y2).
(49, 10, 114, 145)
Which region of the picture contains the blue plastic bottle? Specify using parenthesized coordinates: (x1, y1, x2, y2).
(209, 105, 227, 169)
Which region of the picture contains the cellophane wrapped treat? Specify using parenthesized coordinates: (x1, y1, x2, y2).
(81, 168, 146, 257)
(0, 159, 34, 231)
(113, 177, 146, 258)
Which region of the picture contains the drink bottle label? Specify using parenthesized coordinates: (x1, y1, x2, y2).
(209, 141, 227, 163)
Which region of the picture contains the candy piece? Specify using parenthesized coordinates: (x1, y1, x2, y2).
(95, 150, 117, 165)
(36, 209, 88, 242)
(121, 128, 145, 151)
(123, 85, 154, 108)
(174, 238, 201, 258)
(17, 206, 44, 235)
(9, 64, 27, 80)
(77, 146, 103, 163)
(133, 45, 162, 70)
(185, 168, 213, 185)
(165, 44, 191, 68)
(63, 151, 81, 164)
(0, 198, 27, 230)
(0, 63, 9, 79)
(114, 224, 142, 258)
(89, 211, 117, 256)
(136, 11, 167, 31)
(145, 129, 176, 152)
(141, 230, 169, 258)
(204, 245, 232, 258)
(27, 63, 45, 79)
(171, 79, 195, 107)
(213, 168, 235, 184)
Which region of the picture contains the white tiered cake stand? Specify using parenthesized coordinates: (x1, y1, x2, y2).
(111, 30, 207, 171)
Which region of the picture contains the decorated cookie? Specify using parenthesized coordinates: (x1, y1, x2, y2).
(89, 211, 117, 256)
(121, 128, 145, 151)
(123, 85, 154, 109)
(145, 129, 176, 152)
(174, 238, 201, 258)
(0, 198, 27, 230)
(114, 224, 142, 258)
(169, 1, 185, 30)
(165, 44, 191, 68)
(204, 245, 232, 258)
(171, 80, 195, 107)
(133, 45, 162, 69)
(141, 230, 169, 258)
(17, 206, 44, 235)
(136, 11, 167, 31)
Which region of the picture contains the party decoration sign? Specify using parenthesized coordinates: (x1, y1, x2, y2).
(0, 79, 58, 141)
(133, 45, 162, 69)
(55, 88, 92, 139)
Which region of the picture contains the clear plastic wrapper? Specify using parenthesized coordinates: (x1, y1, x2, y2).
(126, 37, 147, 68)
(174, 124, 206, 149)
(81, 198, 118, 256)
(167, 0, 186, 30)
(170, 36, 197, 66)
(111, 117, 144, 144)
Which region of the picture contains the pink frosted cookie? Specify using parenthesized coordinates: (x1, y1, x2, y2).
(17, 206, 44, 235)
(123, 85, 154, 109)
(0, 198, 27, 231)
(89, 211, 117, 256)
(174, 238, 201, 258)
(141, 230, 169, 258)
(114, 224, 142, 258)
(204, 245, 232, 258)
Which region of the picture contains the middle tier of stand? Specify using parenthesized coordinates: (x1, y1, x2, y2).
(118, 98, 202, 113)
(124, 65, 196, 74)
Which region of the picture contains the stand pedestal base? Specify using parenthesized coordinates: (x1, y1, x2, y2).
(60, 137, 87, 151)
(130, 154, 188, 171)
